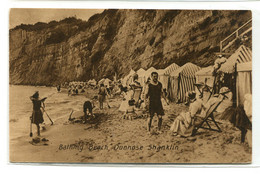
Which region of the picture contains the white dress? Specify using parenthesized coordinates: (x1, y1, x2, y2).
(170, 99, 202, 136)
(119, 90, 134, 112)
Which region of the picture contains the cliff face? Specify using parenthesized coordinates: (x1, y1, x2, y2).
(9, 9, 251, 85)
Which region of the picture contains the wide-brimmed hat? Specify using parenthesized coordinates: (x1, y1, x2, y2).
(219, 87, 230, 94)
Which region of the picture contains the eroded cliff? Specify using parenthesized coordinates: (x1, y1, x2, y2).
(9, 9, 251, 85)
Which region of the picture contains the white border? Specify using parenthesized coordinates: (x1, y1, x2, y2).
(2, 0, 260, 171)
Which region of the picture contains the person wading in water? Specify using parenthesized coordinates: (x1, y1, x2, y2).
(145, 72, 168, 134)
(30, 91, 47, 136)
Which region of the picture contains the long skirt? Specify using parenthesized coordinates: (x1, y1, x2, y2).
(170, 112, 193, 137)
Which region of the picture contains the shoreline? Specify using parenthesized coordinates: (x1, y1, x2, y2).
(9, 86, 251, 163)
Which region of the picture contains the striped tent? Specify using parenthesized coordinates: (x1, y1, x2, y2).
(168, 62, 201, 103)
(157, 69, 169, 90)
(217, 45, 252, 105)
(164, 63, 180, 75)
(218, 45, 252, 73)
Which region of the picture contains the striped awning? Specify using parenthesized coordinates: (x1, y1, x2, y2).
(218, 45, 252, 73)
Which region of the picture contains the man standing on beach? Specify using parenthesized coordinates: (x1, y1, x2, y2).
(145, 72, 168, 134)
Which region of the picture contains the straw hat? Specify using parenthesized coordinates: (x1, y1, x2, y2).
(188, 91, 196, 101)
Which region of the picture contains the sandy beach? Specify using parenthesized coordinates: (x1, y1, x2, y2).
(9, 85, 251, 164)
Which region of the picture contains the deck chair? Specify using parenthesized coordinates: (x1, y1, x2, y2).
(192, 98, 223, 136)
(133, 88, 142, 107)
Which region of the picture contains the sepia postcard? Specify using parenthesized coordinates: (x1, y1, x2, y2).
(9, 8, 252, 164)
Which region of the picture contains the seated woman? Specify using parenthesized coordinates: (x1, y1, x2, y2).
(123, 99, 137, 120)
(170, 92, 203, 137)
(118, 89, 134, 112)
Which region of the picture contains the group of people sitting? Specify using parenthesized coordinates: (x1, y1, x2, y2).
(170, 85, 252, 145)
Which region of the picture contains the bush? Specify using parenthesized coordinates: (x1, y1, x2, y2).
(45, 30, 66, 44)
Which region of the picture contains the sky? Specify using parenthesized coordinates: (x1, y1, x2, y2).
(9, 8, 104, 29)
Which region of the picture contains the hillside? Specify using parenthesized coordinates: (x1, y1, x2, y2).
(9, 9, 252, 86)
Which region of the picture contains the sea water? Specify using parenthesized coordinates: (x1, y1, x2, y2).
(9, 85, 58, 140)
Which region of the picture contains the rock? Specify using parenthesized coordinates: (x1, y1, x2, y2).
(10, 10, 251, 85)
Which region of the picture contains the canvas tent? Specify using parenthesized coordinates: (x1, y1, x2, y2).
(137, 68, 146, 76)
(157, 69, 166, 75)
(137, 67, 158, 85)
(236, 62, 252, 106)
(156, 69, 168, 90)
(168, 62, 201, 102)
(217, 45, 252, 106)
(122, 69, 136, 87)
(164, 63, 180, 75)
(159, 63, 180, 93)
(218, 45, 252, 73)
(136, 68, 146, 86)
(195, 66, 215, 87)
(144, 67, 157, 79)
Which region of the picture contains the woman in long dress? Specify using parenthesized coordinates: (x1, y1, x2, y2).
(170, 92, 203, 137)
